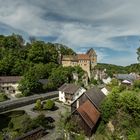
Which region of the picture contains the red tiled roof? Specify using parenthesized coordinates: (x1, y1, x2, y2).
(77, 100, 100, 129)
(77, 54, 90, 60)
(0, 76, 21, 83)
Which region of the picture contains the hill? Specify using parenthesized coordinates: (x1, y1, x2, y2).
(94, 63, 140, 76)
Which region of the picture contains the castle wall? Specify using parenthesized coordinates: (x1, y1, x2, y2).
(61, 48, 97, 79)
(77, 60, 91, 78)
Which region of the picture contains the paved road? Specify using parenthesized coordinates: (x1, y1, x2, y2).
(0, 91, 58, 113)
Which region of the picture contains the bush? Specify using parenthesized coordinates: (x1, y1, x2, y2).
(43, 99, 55, 110)
(0, 93, 8, 102)
(32, 114, 46, 127)
(15, 93, 24, 98)
(35, 99, 42, 110)
(90, 78, 98, 85)
(133, 80, 140, 89)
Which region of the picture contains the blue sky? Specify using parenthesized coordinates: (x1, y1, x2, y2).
(0, 0, 140, 66)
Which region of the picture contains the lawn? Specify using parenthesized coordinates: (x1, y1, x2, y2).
(0, 110, 56, 139)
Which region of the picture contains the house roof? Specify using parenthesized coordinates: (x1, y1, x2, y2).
(62, 54, 90, 61)
(62, 55, 78, 61)
(86, 48, 97, 56)
(77, 54, 90, 60)
(115, 74, 136, 82)
(58, 83, 80, 94)
(122, 80, 131, 84)
(0, 76, 21, 83)
(77, 100, 100, 129)
(85, 86, 106, 110)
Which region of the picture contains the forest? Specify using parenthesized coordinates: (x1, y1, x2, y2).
(0, 34, 83, 96)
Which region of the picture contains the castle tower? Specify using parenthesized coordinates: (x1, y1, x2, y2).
(86, 48, 97, 69)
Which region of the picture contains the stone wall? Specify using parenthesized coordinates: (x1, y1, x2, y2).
(15, 127, 44, 140)
(0, 91, 58, 113)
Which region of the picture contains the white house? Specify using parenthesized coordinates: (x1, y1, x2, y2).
(58, 83, 86, 105)
(101, 87, 109, 96)
(102, 77, 112, 84)
(0, 76, 22, 95)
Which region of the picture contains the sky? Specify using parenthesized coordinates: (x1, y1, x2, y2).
(0, 0, 140, 66)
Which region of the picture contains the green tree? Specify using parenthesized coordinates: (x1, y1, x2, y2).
(55, 43, 76, 55)
(43, 99, 55, 110)
(121, 92, 140, 120)
(74, 132, 85, 140)
(27, 41, 47, 63)
(101, 92, 120, 123)
(43, 81, 55, 91)
(0, 34, 24, 48)
(35, 99, 42, 110)
(49, 66, 71, 88)
(18, 68, 42, 96)
(133, 80, 140, 89)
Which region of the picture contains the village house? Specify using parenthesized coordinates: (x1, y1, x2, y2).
(61, 48, 97, 78)
(71, 87, 106, 136)
(58, 83, 86, 105)
(114, 73, 138, 85)
(0, 76, 21, 95)
(71, 86, 106, 112)
(71, 100, 100, 136)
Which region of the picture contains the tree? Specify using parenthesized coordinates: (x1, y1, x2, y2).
(57, 110, 85, 140)
(120, 92, 140, 120)
(74, 132, 85, 140)
(43, 99, 55, 110)
(100, 92, 120, 123)
(48, 66, 70, 88)
(133, 80, 140, 89)
(0, 34, 24, 48)
(35, 99, 42, 110)
(55, 43, 76, 55)
(27, 41, 47, 63)
(18, 68, 42, 96)
(137, 47, 140, 62)
(43, 81, 56, 91)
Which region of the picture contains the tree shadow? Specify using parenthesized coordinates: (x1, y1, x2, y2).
(50, 106, 59, 111)
(0, 114, 11, 131)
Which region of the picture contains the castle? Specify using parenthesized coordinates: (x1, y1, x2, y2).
(61, 48, 97, 78)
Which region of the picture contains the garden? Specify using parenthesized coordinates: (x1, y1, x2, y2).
(33, 99, 58, 111)
(0, 110, 55, 140)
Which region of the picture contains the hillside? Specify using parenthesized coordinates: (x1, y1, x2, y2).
(94, 63, 140, 76)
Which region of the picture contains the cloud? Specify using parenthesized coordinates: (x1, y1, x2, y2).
(0, 0, 140, 65)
